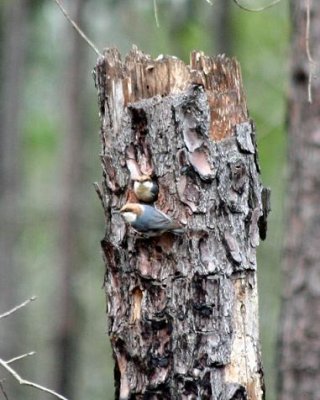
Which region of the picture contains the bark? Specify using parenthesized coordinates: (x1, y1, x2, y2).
(94, 47, 268, 400)
(277, 2, 320, 400)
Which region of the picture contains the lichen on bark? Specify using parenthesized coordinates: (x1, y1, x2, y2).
(94, 47, 268, 400)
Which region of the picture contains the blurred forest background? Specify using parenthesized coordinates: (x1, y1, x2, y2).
(0, 0, 289, 399)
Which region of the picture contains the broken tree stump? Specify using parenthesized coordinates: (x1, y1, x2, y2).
(93, 47, 268, 400)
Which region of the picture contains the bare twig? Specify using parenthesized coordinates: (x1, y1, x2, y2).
(306, 0, 314, 103)
(0, 297, 37, 320)
(153, 0, 160, 27)
(93, 182, 105, 209)
(52, 0, 102, 57)
(0, 358, 68, 400)
(6, 352, 36, 365)
(233, 0, 281, 12)
(305, 0, 313, 62)
(0, 380, 9, 400)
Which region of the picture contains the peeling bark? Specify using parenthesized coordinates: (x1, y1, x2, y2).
(94, 47, 267, 400)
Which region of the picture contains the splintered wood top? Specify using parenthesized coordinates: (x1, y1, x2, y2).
(97, 46, 248, 141)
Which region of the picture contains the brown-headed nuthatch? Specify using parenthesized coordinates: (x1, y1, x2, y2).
(133, 175, 159, 203)
(119, 203, 184, 237)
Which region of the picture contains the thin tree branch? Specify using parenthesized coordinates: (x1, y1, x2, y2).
(93, 182, 105, 209)
(307, 66, 313, 105)
(52, 0, 102, 57)
(6, 352, 36, 365)
(233, 0, 281, 12)
(306, 0, 314, 103)
(0, 297, 37, 320)
(153, 0, 160, 27)
(305, 0, 313, 62)
(0, 380, 9, 400)
(0, 358, 68, 400)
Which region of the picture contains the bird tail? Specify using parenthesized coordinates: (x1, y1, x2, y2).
(169, 222, 185, 235)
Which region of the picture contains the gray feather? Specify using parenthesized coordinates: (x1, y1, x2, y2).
(131, 205, 178, 235)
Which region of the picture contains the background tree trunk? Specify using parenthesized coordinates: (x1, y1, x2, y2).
(0, 0, 28, 331)
(211, 0, 231, 55)
(278, 2, 320, 400)
(55, 0, 88, 397)
(0, 2, 29, 397)
(94, 47, 268, 400)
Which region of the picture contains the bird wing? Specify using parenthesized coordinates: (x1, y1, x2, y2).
(133, 206, 172, 232)
(150, 208, 173, 229)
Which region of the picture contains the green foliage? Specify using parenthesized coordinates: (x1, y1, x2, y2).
(24, 115, 58, 154)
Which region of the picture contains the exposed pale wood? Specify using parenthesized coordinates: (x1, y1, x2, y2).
(96, 46, 247, 145)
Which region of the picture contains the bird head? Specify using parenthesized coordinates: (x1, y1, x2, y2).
(119, 203, 143, 223)
(134, 175, 153, 189)
(135, 174, 152, 183)
(133, 175, 158, 203)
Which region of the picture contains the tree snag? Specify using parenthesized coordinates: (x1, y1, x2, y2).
(94, 47, 268, 400)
